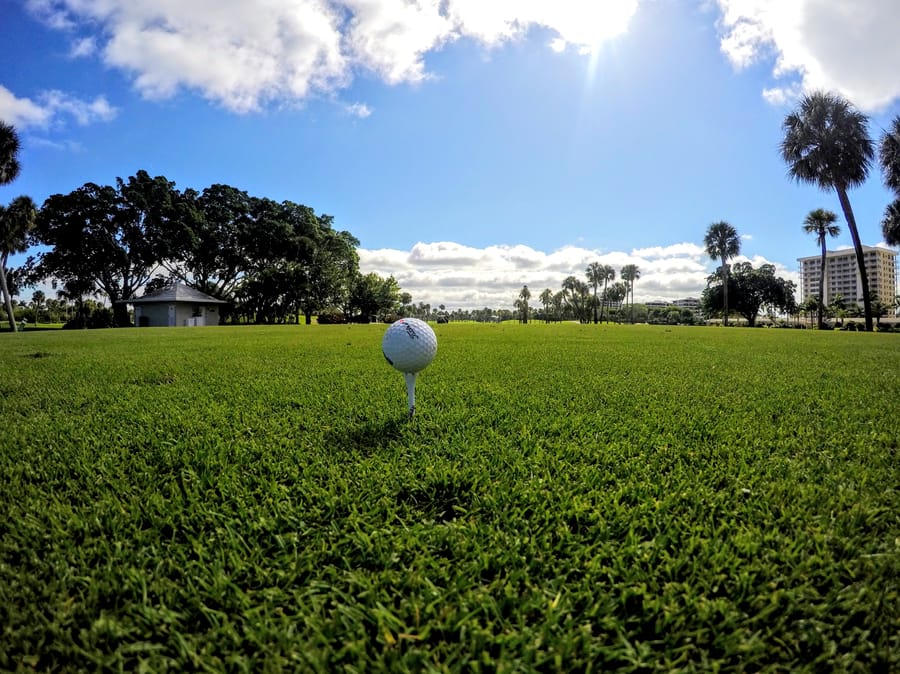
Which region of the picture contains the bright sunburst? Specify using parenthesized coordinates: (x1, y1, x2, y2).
(544, 0, 640, 54)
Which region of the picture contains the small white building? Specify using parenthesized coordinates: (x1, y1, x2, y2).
(126, 283, 228, 327)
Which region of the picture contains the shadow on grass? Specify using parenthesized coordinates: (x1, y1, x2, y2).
(325, 416, 412, 455)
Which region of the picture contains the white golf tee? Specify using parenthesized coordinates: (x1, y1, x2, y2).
(405, 372, 417, 417)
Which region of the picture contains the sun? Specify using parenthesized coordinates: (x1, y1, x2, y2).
(544, 1, 640, 55)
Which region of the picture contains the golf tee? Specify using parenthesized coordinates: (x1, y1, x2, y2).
(405, 372, 417, 417)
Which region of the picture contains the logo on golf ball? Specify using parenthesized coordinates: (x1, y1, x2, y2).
(382, 318, 437, 373)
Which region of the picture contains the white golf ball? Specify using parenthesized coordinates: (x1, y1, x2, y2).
(382, 318, 438, 373)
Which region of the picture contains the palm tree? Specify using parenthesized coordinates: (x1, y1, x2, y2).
(56, 277, 96, 329)
(829, 294, 847, 326)
(551, 291, 564, 322)
(879, 117, 900, 247)
(0, 122, 22, 186)
(703, 221, 741, 326)
(30, 289, 46, 325)
(539, 288, 553, 323)
(605, 281, 627, 320)
(601, 265, 615, 323)
(781, 91, 875, 331)
(562, 276, 589, 323)
(517, 284, 531, 324)
(802, 208, 840, 329)
(883, 199, 900, 246)
(0, 196, 37, 331)
(620, 264, 640, 323)
(585, 262, 604, 324)
(879, 115, 900, 193)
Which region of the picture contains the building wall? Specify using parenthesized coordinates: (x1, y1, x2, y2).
(173, 303, 219, 326)
(134, 304, 170, 327)
(135, 303, 222, 326)
(798, 246, 898, 306)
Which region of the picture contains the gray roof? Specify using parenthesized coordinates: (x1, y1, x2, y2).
(127, 282, 228, 305)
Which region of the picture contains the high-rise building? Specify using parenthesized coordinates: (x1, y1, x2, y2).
(797, 245, 897, 307)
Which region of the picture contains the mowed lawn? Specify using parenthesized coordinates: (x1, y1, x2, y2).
(1, 324, 897, 672)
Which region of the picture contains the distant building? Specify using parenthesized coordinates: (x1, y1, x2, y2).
(644, 297, 703, 319)
(797, 246, 897, 307)
(125, 282, 228, 327)
(672, 298, 702, 313)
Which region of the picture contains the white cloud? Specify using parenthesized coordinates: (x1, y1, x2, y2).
(70, 36, 97, 57)
(0, 85, 117, 129)
(446, 0, 638, 51)
(548, 38, 566, 53)
(359, 240, 752, 310)
(345, 102, 373, 118)
(39, 90, 117, 125)
(26, 1, 640, 113)
(716, 0, 900, 111)
(0, 86, 52, 128)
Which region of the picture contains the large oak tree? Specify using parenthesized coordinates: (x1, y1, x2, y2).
(33, 171, 179, 326)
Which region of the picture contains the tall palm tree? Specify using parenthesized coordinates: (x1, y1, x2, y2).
(601, 265, 615, 323)
(0, 196, 37, 331)
(539, 288, 553, 323)
(517, 284, 531, 324)
(802, 208, 840, 329)
(551, 290, 564, 322)
(585, 262, 604, 324)
(620, 264, 640, 323)
(0, 122, 22, 187)
(781, 91, 875, 331)
(703, 221, 741, 326)
(562, 276, 589, 323)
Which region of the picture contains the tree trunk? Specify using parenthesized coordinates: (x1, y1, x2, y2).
(817, 236, 826, 329)
(113, 301, 131, 327)
(599, 281, 607, 324)
(0, 254, 17, 332)
(722, 257, 729, 326)
(836, 186, 873, 331)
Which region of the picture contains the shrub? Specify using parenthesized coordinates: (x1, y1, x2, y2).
(316, 309, 346, 325)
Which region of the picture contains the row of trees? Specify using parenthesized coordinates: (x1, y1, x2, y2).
(513, 263, 644, 325)
(0, 122, 408, 328)
(514, 222, 796, 328)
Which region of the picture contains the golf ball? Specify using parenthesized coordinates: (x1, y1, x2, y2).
(382, 318, 438, 373)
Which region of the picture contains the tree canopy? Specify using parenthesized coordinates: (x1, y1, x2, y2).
(879, 117, 900, 247)
(29, 170, 372, 326)
(702, 262, 796, 327)
(0, 121, 21, 187)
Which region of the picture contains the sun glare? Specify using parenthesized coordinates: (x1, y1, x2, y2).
(548, 1, 639, 54)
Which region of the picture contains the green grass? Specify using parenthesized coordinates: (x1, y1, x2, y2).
(1, 324, 898, 672)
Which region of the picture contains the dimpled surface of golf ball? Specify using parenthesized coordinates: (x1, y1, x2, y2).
(382, 318, 437, 373)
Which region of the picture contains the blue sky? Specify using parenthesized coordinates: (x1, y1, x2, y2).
(2, 0, 899, 309)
